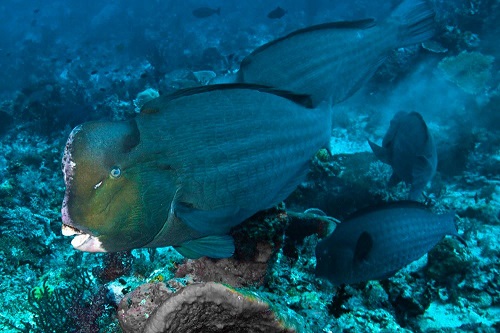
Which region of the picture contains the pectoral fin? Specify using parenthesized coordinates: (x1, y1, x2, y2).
(174, 235, 235, 259)
(368, 140, 390, 164)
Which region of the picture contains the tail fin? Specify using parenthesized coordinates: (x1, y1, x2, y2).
(216, 7, 221, 16)
(391, 0, 435, 46)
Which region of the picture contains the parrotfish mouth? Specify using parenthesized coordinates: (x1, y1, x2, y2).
(61, 194, 106, 252)
(60, 124, 106, 253)
(61, 223, 107, 252)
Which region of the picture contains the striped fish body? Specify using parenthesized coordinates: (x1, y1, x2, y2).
(315, 202, 459, 285)
(61, 84, 332, 257)
(238, 0, 435, 106)
(138, 85, 331, 224)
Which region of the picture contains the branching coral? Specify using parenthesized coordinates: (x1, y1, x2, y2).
(27, 270, 117, 333)
(28, 275, 89, 332)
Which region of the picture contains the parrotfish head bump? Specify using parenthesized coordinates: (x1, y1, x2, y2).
(61, 119, 156, 252)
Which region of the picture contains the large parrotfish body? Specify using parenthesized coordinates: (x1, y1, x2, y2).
(61, 84, 332, 258)
(237, 0, 435, 106)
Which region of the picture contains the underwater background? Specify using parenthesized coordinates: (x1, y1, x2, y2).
(0, 0, 498, 332)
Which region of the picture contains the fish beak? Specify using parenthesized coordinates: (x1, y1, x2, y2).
(61, 224, 107, 252)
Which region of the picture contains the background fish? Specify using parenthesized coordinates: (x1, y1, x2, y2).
(237, 0, 435, 106)
(267, 6, 287, 19)
(368, 111, 437, 200)
(61, 84, 332, 258)
(315, 201, 463, 285)
(192, 7, 220, 18)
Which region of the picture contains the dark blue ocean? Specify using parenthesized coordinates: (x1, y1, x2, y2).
(0, 0, 498, 332)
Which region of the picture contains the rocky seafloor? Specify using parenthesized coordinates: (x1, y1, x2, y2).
(0, 0, 499, 332)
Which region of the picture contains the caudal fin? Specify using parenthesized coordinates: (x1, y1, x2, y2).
(391, 0, 435, 46)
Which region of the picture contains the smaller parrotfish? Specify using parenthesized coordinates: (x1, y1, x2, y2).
(267, 6, 287, 19)
(368, 111, 437, 200)
(315, 201, 465, 285)
(192, 7, 220, 18)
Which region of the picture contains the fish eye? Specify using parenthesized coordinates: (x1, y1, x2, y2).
(110, 166, 121, 179)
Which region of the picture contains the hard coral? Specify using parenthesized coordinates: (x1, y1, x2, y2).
(93, 251, 133, 283)
(143, 282, 295, 333)
(175, 252, 271, 287)
(117, 282, 174, 333)
(438, 51, 494, 94)
(425, 237, 473, 283)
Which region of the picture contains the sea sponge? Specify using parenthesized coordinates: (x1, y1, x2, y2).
(438, 51, 494, 94)
(118, 282, 296, 333)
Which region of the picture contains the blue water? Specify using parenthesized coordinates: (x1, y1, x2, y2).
(0, 0, 498, 332)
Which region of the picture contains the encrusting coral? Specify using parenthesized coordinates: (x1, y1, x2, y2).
(118, 282, 296, 333)
(438, 51, 494, 94)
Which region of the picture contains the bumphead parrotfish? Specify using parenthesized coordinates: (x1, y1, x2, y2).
(315, 201, 464, 285)
(237, 0, 435, 106)
(61, 84, 332, 258)
(368, 111, 437, 200)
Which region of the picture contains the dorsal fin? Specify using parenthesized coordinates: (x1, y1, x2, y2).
(344, 201, 430, 222)
(140, 83, 314, 112)
(242, 18, 376, 64)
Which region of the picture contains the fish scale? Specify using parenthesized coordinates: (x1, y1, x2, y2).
(249, 26, 397, 103)
(238, 0, 434, 106)
(368, 111, 437, 200)
(315, 202, 460, 285)
(60, 84, 332, 255)
(136, 88, 330, 211)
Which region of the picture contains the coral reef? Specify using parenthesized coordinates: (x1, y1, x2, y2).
(0, 1, 499, 332)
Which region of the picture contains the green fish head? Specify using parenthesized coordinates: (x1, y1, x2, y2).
(61, 119, 165, 252)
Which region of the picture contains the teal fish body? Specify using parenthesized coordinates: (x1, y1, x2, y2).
(61, 84, 331, 258)
(315, 201, 461, 285)
(238, 0, 435, 106)
(368, 111, 437, 200)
